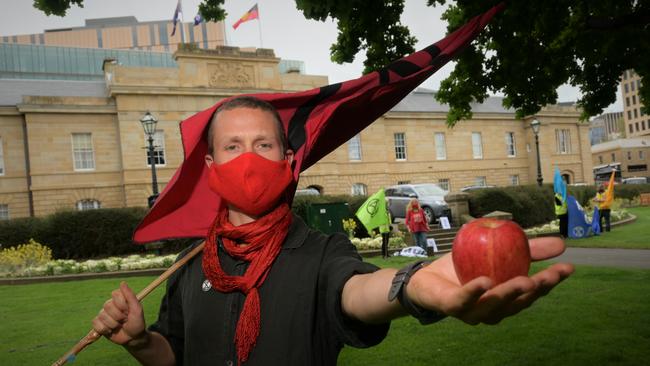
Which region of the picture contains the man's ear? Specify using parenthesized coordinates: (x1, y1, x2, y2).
(285, 149, 294, 165)
(205, 154, 214, 168)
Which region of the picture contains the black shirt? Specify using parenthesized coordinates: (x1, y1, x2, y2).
(149, 215, 390, 365)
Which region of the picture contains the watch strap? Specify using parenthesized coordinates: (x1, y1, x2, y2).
(388, 260, 446, 325)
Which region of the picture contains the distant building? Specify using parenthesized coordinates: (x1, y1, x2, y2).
(591, 137, 650, 182)
(0, 16, 225, 52)
(621, 70, 648, 137)
(589, 111, 624, 145)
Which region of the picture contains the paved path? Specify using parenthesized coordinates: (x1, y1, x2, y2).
(551, 247, 650, 269)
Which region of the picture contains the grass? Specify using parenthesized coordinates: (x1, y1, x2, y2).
(566, 206, 650, 249)
(1, 261, 649, 365)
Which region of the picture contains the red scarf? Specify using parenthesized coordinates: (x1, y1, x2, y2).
(202, 203, 292, 364)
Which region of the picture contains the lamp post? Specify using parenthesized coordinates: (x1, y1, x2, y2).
(140, 111, 159, 207)
(531, 118, 543, 186)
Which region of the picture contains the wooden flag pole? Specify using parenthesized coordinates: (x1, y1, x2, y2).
(51, 241, 205, 366)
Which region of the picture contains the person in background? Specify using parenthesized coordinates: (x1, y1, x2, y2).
(593, 186, 611, 232)
(554, 192, 568, 238)
(405, 199, 429, 252)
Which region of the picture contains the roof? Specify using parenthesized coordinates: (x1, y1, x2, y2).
(0, 79, 107, 106)
(591, 137, 650, 153)
(390, 89, 513, 114)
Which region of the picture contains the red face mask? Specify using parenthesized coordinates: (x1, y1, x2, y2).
(208, 152, 294, 216)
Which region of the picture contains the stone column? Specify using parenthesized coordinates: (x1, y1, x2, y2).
(445, 192, 470, 226)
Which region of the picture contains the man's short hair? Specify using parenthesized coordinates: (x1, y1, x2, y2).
(207, 96, 288, 155)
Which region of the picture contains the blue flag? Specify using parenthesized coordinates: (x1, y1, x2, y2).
(591, 206, 601, 235)
(567, 195, 593, 239)
(554, 167, 567, 203)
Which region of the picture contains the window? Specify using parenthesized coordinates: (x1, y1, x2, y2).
(628, 151, 633, 160)
(629, 124, 634, 133)
(71, 133, 95, 170)
(0, 137, 4, 175)
(631, 81, 636, 91)
(438, 178, 450, 191)
(611, 153, 616, 162)
(472, 132, 483, 159)
(509, 175, 520, 186)
(640, 151, 645, 160)
(628, 164, 648, 172)
(0, 204, 8, 220)
(475, 176, 487, 187)
(634, 109, 638, 119)
(633, 95, 637, 105)
(636, 122, 640, 132)
(434, 132, 447, 160)
(505, 132, 516, 157)
(626, 97, 630, 107)
(599, 155, 603, 164)
(76, 199, 101, 211)
(397, 180, 411, 185)
(351, 183, 367, 196)
(625, 83, 629, 93)
(394, 133, 407, 160)
(555, 129, 571, 154)
(628, 111, 632, 120)
(146, 130, 166, 166)
(347, 134, 362, 161)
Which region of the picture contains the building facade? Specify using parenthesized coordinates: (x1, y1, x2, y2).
(621, 70, 648, 137)
(0, 16, 225, 53)
(0, 45, 595, 220)
(591, 137, 650, 182)
(589, 111, 624, 145)
(298, 90, 593, 196)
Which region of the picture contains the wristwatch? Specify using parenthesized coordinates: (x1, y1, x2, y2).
(388, 260, 446, 325)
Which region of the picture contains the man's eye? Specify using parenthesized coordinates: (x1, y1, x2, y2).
(258, 143, 272, 149)
(225, 145, 238, 151)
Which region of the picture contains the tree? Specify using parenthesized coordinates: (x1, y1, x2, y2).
(34, 0, 649, 124)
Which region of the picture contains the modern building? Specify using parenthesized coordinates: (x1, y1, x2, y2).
(591, 137, 650, 183)
(0, 16, 225, 53)
(621, 70, 648, 137)
(589, 111, 624, 145)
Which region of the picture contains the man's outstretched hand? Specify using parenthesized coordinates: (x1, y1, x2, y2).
(406, 236, 574, 325)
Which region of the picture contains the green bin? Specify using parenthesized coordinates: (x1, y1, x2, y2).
(305, 202, 350, 235)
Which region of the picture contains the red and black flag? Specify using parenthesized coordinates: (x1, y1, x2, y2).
(133, 3, 504, 243)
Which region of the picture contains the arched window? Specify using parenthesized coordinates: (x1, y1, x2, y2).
(77, 199, 101, 211)
(351, 183, 367, 196)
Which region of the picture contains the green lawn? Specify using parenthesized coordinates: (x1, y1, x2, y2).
(566, 206, 650, 249)
(2, 261, 649, 365)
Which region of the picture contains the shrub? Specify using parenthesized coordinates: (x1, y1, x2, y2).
(0, 239, 52, 275)
(468, 184, 555, 228)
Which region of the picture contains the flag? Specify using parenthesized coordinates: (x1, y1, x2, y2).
(591, 206, 601, 235)
(356, 189, 390, 234)
(553, 167, 567, 203)
(567, 195, 593, 239)
(133, 3, 505, 243)
(171, 0, 182, 36)
(233, 4, 259, 29)
(194, 13, 203, 26)
(603, 169, 616, 208)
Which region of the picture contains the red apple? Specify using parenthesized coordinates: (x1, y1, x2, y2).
(452, 218, 531, 285)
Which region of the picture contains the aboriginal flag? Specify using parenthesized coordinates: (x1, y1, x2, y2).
(133, 3, 505, 243)
(233, 4, 259, 29)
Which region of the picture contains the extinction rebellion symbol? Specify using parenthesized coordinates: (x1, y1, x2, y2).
(366, 198, 379, 217)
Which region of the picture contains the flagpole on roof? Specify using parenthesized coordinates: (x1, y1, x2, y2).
(179, 0, 186, 44)
(257, 2, 264, 48)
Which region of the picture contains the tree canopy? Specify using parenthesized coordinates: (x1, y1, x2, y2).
(34, 0, 650, 124)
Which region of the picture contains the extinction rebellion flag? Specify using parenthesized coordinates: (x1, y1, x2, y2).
(133, 3, 505, 243)
(356, 189, 390, 234)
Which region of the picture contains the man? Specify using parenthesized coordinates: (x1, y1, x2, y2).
(593, 186, 611, 232)
(92, 97, 574, 366)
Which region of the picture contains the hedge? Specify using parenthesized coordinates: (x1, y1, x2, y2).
(468, 184, 556, 228)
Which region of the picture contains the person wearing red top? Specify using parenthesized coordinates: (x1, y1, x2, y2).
(405, 199, 430, 252)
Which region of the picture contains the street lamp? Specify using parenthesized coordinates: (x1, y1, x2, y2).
(140, 111, 159, 207)
(531, 118, 543, 186)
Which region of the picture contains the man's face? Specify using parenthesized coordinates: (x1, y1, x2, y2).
(205, 107, 293, 166)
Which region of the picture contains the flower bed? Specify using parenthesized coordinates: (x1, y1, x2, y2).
(524, 208, 632, 236)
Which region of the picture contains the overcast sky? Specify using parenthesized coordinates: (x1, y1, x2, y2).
(0, 0, 622, 113)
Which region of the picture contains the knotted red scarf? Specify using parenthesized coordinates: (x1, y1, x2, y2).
(202, 203, 292, 364)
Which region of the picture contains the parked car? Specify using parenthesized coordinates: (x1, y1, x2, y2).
(622, 177, 648, 184)
(385, 183, 450, 224)
(294, 188, 321, 196)
(459, 185, 496, 192)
